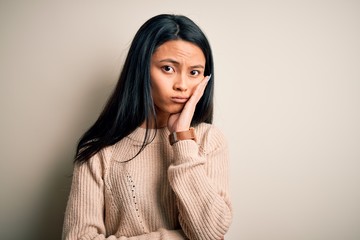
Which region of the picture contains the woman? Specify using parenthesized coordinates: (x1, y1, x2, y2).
(62, 14, 232, 240)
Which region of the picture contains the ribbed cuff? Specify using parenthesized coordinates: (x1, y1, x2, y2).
(172, 140, 203, 165)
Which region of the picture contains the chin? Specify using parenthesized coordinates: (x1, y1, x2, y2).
(169, 105, 185, 114)
(155, 104, 184, 115)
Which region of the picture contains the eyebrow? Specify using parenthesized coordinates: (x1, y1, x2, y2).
(159, 58, 205, 69)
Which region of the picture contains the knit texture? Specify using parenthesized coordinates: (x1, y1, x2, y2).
(62, 123, 232, 240)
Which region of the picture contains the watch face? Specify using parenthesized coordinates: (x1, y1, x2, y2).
(169, 132, 178, 145)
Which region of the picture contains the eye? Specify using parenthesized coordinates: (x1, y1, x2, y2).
(161, 65, 174, 73)
(190, 70, 201, 76)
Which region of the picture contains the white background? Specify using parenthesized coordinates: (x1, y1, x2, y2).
(1, 1, 359, 239)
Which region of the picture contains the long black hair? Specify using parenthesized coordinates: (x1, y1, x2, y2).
(75, 14, 214, 163)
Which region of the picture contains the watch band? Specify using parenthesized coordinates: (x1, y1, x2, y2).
(169, 127, 196, 145)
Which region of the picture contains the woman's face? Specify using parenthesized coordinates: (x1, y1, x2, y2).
(150, 40, 206, 123)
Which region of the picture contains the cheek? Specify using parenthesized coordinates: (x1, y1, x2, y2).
(151, 85, 163, 101)
(151, 78, 170, 102)
(188, 79, 202, 94)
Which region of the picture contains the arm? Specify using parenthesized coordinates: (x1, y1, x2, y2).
(168, 126, 232, 240)
(62, 151, 186, 240)
(166, 75, 232, 239)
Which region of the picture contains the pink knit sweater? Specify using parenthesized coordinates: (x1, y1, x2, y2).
(62, 123, 232, 240)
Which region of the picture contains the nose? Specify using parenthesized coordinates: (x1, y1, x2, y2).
(173, 74, 188, 92)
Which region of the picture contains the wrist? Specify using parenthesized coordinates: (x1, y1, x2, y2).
(169, 127, 197, 145)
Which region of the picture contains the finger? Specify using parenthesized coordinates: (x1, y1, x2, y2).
(180, 75, 210, 119)
(171, 75, 211, 131)
(188, 75, 211, 104)
(196, 74, 211, 94)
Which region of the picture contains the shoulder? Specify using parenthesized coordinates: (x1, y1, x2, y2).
(194, 123, 228, 155)
(74, 146, 113, 179)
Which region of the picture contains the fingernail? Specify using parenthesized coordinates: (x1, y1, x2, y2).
(207, 74, 212, 82)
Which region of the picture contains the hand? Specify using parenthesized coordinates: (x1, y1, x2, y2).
(167, 75, 211, 133)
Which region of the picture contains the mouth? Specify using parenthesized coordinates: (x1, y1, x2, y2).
(171, 97, 189, 104)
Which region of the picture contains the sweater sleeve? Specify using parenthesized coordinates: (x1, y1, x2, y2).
(62, 151, 187, 240)
(167, 126, 233, 240)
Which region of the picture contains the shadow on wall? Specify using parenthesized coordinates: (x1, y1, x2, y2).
(34, 153, 73, 240)
(30, 77, 115, 240)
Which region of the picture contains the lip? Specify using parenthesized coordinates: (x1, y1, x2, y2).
(171, 97, 189, 103)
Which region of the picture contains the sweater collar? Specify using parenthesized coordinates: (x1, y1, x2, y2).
(126, 127, 171, 144)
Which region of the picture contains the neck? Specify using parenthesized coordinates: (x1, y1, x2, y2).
(140, 111, 169, 129)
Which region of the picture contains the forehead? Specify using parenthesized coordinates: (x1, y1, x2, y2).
(152, 40, 205, 63)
